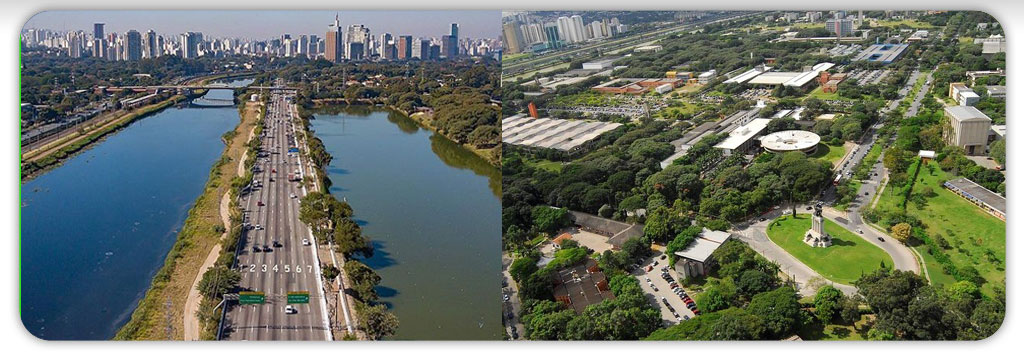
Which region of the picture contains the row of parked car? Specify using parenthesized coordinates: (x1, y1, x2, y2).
(660, 267, 700, 316)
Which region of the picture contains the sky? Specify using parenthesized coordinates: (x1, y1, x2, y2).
(23, 10, 499, 40)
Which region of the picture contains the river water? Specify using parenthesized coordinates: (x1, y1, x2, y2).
(308, 106, 502, 340)
(20, 78, 252, 340)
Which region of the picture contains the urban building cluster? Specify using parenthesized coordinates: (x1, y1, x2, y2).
(501, 12, 630, 54)
(21, 14, 500, 62)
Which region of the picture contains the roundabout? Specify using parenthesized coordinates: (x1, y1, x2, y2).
(764, 213, 893, 285)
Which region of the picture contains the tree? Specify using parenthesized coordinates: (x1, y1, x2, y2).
(813, 285, 843, 324)
(890, 223, 912, 244)
(526, 310, 575, 340)
(344, 260, 382, 302)
(709, 307, 765, 340)
(736, 269, 775, 299)
(746, 287, 802, 339)
(509, 256, 539, 283)
(197, 266, 241, 298)
(360, 303, 399, 340)
(531, 206, 571, 234)
(988, 139, 1005, 165)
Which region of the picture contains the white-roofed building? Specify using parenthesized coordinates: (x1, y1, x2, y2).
(502, 116, 623, 154)
(761, 130, 821, 154)
(673, 228, 732, 279)
(714, 118, 772, 156)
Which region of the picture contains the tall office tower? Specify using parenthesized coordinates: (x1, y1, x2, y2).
(348, 42, 364, 60)
(180, 32, 202, 59)
(419, 39, 431, 59)
(325, 13, 342, 62)
(527, 23, 543, 44)
(296, 35, 308, 56)
(450, 23, 459, 40)
(571, 15, 587, 42)
(555, 16, 571, 43)
(441, 35, 455, 58)
(590, 21, 604, 39)
(543, 22, 561, 49)
(93, 23, 105, 58)
(345, 24, 370, 59)
(306, 34, 318, 58)
(429, 44, 440, 60)
(67, 31, 84, 58)
(378, 33, 393, 58)
(284, 37, 294, 57)
(125, 30, 142, 61)
(143, 30, 158, 58)
(397, 35, 412, 59)
(502, 22, 523, 53)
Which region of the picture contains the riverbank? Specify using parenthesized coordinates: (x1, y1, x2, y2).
(20, 94, 187, 182)
(307, 100, 500, 167)
(113, 100, 260, 340)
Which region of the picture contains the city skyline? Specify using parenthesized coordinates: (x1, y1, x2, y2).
(23, 10, 499, 40)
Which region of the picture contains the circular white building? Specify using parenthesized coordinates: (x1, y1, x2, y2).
(760, 130, 821, 154)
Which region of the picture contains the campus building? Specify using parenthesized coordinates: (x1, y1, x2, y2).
(761, 130, 821, 154)
(713, 118, 771, 156)
(943, 106, 992, 155)
(591, 78, 685, 95)
(852, 43, 909, 64)
(673, 229, 731, 279)
(949, 83, 980, 106)
(501, 114, 624, 154)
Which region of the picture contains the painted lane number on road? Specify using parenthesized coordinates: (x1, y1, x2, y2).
(245, 264, 314, 273)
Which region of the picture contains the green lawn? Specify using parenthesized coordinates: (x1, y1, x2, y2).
(871, 19, 937, 29)
(807, 87, 842, 101)
(766, 214, 893, 284)
(797, 314, 874, 341)
(527, 158, 564, 173)
(809, 142, 848, 167)
(875, 161, 1005, 295)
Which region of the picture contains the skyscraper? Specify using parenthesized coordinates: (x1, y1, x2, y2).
(571, 15, 587, 42)
(419, 39, 431, 59)
(125, 30, 142, 61)
(502, 22, 523, 54)
(543, 22, 562, 49)
(180, 32, 202, 59)
(345, 24, 370, 60)
(93, 23, 105, 58)
(325, 14, 342, 62)
(143, 29, 158, 58)
(397, 35, 412, 59)
(556, 16, 575, 43)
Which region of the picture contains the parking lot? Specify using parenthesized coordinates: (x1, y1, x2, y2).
(632, 251, 697, 326)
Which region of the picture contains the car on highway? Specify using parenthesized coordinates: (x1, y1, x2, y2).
(290, 193, 297, 199)
(252, 246, 261, 253)
(273, 240, 283, 248)
(858, 229, 864, 234)
(878, 237, 885, 242)
(284, 305, 297, 314)
(257, 201, 265, 207)
(302, 238, 311, 246)
(254, 224, 263, 230)
(263, 244, 272, 252)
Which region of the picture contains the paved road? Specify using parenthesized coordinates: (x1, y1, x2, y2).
(221, 90, 331, 340)
(732, 210, 858, 297)
(500, 254, 525, 340)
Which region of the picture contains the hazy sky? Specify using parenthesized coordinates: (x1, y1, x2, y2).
(23, 10, 499, 39)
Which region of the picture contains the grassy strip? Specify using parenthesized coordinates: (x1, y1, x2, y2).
(113, 99, 259, 340)
(21, 95, 185, 181)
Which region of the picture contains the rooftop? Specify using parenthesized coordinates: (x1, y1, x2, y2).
(714, 118, 771, 150)
(852, 43, 909, 63)
(944, 106, 992, 123)
(674, 229, 732, 263)
(761, 130, 821, 152)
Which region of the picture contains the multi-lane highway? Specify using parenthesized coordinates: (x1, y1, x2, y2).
(221, 89, 332, 340)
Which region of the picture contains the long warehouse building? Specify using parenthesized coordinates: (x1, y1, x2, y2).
(502, 114, 623, 152)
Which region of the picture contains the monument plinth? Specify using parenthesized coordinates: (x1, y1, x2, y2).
(804, 203, 832, 247)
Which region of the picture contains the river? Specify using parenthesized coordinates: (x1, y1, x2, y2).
(308, 105, 502, 340)
(20, 78, 252, 340)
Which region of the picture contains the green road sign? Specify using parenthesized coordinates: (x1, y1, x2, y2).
(239, 291, 266, 304)
(287, 291, 310, 304)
